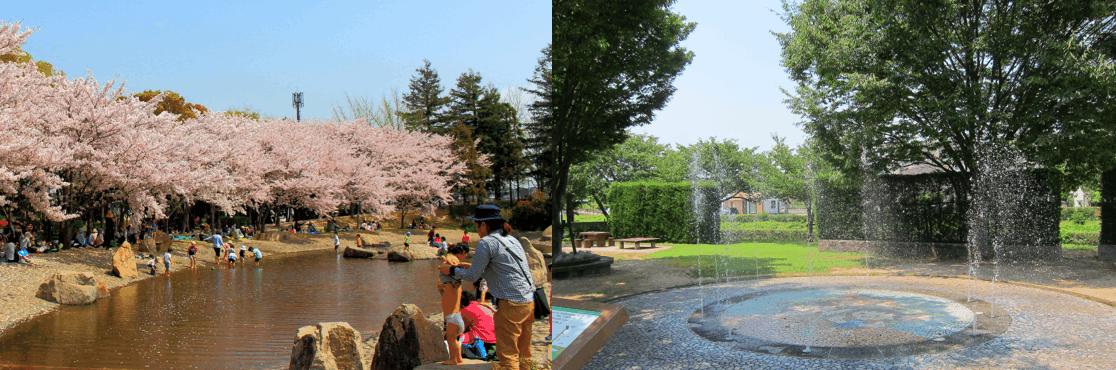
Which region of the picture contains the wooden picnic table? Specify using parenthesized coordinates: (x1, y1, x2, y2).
(614, 237, 660, 249)
(578, 231, 610, 248)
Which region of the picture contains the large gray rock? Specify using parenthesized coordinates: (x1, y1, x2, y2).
(343, 246, 378, 259)
(386, 251, 412, 263)
(288, 322, 366, 370)
(370, 304, 448, 370)
(112, 242, 138, 278)
(519, 237, 549, 287)
(36, 271, 110, 305)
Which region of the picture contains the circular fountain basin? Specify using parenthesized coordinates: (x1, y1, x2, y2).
(688, 287, 1010, 359)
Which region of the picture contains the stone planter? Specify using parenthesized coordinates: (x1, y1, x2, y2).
(553, 255, 613, 280)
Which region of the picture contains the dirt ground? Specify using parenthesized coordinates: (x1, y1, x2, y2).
(554, 245, 1116, 307)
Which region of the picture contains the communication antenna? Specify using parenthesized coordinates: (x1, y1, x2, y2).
(292, 90, 304, 122)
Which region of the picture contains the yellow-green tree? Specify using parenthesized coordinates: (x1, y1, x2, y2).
(133, 90, 209, 122)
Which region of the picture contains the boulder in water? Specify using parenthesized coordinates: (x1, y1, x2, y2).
(112, 242, 138, 278)
(36, 271, 109, 305)
(342, 246, 378, 259)
(386, 251, 412, 262)
(288, 322, 366, 370)
(370, 304, 447, 370)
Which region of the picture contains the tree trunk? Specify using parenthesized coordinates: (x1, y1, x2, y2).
(566, 195, 577, 252)
(805, 202, 814, 243)
(1099, 169, 1116, 261)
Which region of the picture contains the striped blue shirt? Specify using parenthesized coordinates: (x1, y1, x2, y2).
(450, 231, 534, 304)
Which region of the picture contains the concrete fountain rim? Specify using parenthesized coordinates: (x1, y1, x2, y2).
(600, 271, 1116, 309)
(685, 284, 1012, 359)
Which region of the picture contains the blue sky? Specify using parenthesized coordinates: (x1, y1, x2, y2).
(6, 0, 550, 121)
(634, 0, 807, 151)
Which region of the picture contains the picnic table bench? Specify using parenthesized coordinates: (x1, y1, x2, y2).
(614, 237, 660, 249)
(578, 231, 610, 248)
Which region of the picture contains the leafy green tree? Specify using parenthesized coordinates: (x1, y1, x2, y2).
(0, 46, 62, 76)
(133, 90, 208, 122)
(570, 132, 673, 218)
(401, 59, 450, 133)
(755, 136, 835, 241)
(548, 0, 696, 254)
(779, 0, 1116, 192)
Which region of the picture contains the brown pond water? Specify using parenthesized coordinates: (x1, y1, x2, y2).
(0, 251, 443, 369)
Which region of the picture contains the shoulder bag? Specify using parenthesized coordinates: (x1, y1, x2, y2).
(491, 234, 552, 320)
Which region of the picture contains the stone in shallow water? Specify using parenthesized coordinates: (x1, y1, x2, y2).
(288, 322, 365, 370)
(36, 271, 109, 305)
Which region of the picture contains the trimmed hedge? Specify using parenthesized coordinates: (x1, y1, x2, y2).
(1061, 207, 1100, 222)
(722, 214, 807, 223)
(722, 229, 808, 244)
(609, 182, 720, 244)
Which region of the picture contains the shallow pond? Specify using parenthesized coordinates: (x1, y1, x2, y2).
(0, 251, 443, 369)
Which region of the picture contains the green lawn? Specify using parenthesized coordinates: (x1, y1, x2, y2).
(644, 242, 867, 279)
(1060, 220, 1100, 234)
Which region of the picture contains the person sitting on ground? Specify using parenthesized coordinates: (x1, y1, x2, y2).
(88, 229, 101, 248)
(187, 242, 198, 270)
(16, 245, 31, 264)
(308, 223, 317, 233)
(147, 255, 157, 275)
(410, 220, 417, 230)
(74, 229, 88, 248)
(19, 232, 31, 254)
(375, 221, 382, 231)
(253, 247, 263, 267)
(459, 289, 497, 361)
(163, 248, 173, 276)
(434, 234, 442, 251)
(436, 242, 473, 366)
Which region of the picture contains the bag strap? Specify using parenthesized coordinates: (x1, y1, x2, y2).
(489, 234, 535, 287)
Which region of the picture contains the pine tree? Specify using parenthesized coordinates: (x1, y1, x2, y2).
(401, 59, 450, 133)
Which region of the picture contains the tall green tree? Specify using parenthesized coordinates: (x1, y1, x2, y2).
(401, 59, 450, 133)
(549, 0, 696, 254)
(755, 136, 835, 242)
(449, 72, 525, 201)
(779, 0, 1116, 189)
(570, 132, 673, 218)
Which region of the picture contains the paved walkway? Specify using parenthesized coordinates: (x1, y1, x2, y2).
(583, 276, 1116, 370)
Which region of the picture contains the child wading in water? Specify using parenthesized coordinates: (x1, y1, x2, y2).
(437, 242, 472, 365)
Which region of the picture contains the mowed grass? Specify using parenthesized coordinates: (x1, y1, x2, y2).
(645, 242, 866, 279)
(1060, 220, 1100, 234)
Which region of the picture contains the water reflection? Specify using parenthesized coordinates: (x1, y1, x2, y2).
(0, 251, 443, 369)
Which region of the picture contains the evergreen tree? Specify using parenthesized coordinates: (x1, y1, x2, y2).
(448, 72, 526, 201)
(401, 59, 450, 133)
